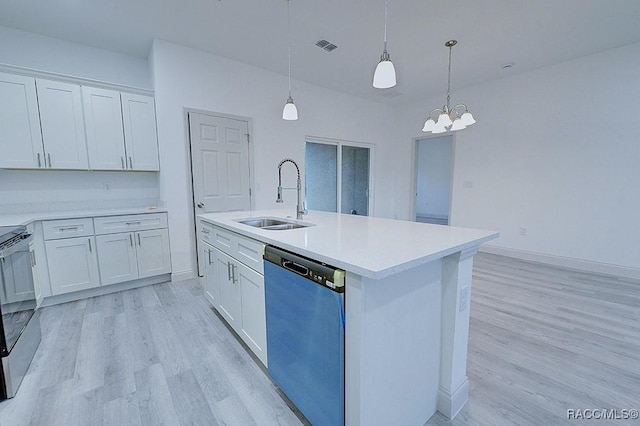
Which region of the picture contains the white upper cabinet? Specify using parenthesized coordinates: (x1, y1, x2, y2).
(36, 78, 89, 169)
(121, 93, 160, 171)
(82, 86, 127, 170)
(0, 72, 45, 169)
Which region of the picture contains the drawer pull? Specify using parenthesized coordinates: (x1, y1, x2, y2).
(126, 221, 142, 225)
(58, 226, 80, 231)
(202, 229, 210, 235)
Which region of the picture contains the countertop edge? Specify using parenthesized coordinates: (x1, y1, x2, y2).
(0, 207, 168, 227)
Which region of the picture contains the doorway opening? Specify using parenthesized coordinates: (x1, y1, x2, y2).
(305, 137, 373, 216)
(413, 135, 454, 225)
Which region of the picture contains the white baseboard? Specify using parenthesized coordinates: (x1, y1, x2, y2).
(480, 245, 640, 280)
(171, 270, 195, 282)
(437, 378, 469, 419)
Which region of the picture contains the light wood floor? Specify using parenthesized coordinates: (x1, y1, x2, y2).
(1, 252, 638, 425)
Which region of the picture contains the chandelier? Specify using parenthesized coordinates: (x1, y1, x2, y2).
(422, 40, 475, 133)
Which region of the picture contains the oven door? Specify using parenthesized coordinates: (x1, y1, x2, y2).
(0, 240, 37, 356)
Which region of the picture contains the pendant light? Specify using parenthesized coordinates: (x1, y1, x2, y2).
(282, 0, 298, 120)
(422, 40, 476, 133)
(372, 0, 396, 89)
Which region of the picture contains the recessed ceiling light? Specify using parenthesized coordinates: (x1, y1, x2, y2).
(315, 39, 338, 52)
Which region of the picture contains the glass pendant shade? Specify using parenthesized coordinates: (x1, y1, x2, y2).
(437, 112, 452, 127)
(461, 111, 476, 126)
(432, 125, 447, 134)
(282, 97, 298, 120)
(422, 118, 436, 132)
(450, 118, 466, 131)
(373, 57, 396, 89)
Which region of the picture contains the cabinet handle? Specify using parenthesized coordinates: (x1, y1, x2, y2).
(138, 234, 141, 246)
(129, 234, 133, 246)
(30, 250, 36, 267)
(47, 153, 52, 168)
(197, 202, 205, 209)
(121, 156, 125, 169)
(37, 153, 42, 168)
(88, 238, 92, 252)
(126, 221, 142, 225)
(58, 226, 79, 231)
(207, 249, 212, 265)
(232, 264, 238, 284)
(201, 228, 210, 235)
(128, 156, 133, 169)
(227, 261, 232, 281)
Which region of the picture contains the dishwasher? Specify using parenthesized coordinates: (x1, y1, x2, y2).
(264, 245, 345, 426)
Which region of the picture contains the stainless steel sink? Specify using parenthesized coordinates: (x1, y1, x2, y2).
(235, 217, 312, 230)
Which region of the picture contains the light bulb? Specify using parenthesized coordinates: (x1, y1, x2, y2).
(282, 97, 298, 120)
(450, 118, 466, 131)
(373, 57, 397, 89)
(461, 111, 476, 126)
(422, 118, 436, 132)
(436, 112, 452, 127)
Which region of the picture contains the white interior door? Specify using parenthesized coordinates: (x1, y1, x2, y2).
(189, 112, 251, 213)
(189, 112, 251, 277)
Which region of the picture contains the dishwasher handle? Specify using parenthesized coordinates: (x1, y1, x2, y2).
(282, 260, 309, 277)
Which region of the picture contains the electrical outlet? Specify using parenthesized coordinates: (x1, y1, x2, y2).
(459, 287, 469, 312)
(519, 227, 527, 236)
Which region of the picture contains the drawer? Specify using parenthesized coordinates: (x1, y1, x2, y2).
(200, 220, 215, 244)
(236, 233, 265, 274)
(212, 226, 265, 274)
(94, 213, 168, 235)
(43, 218, 94, 240)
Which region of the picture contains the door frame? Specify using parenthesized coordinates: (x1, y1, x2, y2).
(410, 133, 457, 225)
(184, 108, 255, 277)
(305, 135, 375, 216)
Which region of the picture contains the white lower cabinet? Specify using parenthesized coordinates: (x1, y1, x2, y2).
(95, 228, 171, 285)
(201, 221, 267, 366)
(45, 236, 100, 295)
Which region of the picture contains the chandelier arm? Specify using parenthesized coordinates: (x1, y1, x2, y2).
(428, 108, 443, 119)
(383, 0, 388, 52)
(446, 43, 452, 111)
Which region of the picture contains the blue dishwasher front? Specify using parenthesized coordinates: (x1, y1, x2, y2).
(264, 245, 345, 426)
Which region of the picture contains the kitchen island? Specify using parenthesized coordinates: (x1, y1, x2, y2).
(198, 209, 498, 425)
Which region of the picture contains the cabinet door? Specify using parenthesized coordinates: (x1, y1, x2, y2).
(0, 72, 44, 169)
(121, 93, 159, 171)
(82, 86, 126, 170)
(202, 243, 220, 308)
(216, 249, 242, 330)
(238, 262, 267, 366)
(136, 229, 171, 279)
(45, 236, 100, 295)
(95, 232, 138, 285)
(36, 79, 88, 169)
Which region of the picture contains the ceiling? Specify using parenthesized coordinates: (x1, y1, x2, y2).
(2, 0, 640, 104)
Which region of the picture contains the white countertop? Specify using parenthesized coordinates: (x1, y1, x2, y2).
(0, 207, 167, 228)
(198, 209, 499, 279)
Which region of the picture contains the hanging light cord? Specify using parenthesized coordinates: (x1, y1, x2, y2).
(446, 44, 452, 112)
(287, 0, 292, 97)
(383, 0, 388, 52)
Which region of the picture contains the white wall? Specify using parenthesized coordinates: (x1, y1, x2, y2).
(0, 25, 151, 89)
(396, 42, 640, 272)
(150, 39, 398, 278)
(0, 26, 159, 215)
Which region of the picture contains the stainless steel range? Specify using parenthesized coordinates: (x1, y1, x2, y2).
(0, 225, 41, 399)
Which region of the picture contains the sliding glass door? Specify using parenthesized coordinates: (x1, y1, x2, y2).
(305, 139, 371, 216)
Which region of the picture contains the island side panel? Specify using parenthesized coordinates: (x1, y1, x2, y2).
(438, 247, 478, 418)
(345, 260, 442, 426)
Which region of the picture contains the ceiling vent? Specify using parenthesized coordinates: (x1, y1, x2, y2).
(315, 39, 338, 52)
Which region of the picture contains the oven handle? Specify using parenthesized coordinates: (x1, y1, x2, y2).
(0, 233, 34, 259)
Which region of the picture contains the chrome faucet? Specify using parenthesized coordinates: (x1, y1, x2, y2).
(276, 158, 306, 220)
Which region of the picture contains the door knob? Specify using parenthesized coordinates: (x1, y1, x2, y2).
(197, 202, 205, 208)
